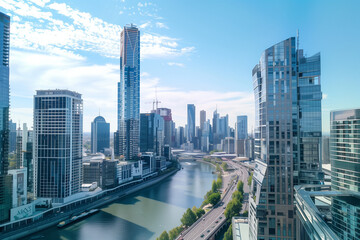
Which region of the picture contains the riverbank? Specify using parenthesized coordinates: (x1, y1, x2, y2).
(3, 168, 180, 240)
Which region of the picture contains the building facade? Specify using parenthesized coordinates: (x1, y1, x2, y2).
(0, 12, 11, 223)
(330, 109, 360, 239)
(33, 90, 83, 203)
(249, 37, 322, 240)
(236, 115, 248, 140)
(140, 113, 164, 156)
(187, 104, 195, 142)
(200, 110, 206, 131)
(91, 116, 110, 153)
(115, 24, 140, 160)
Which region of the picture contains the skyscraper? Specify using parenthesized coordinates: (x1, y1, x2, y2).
(153, 108, 173, 146)
(330, 109, 360, 239)
(115, 24, 140, 160)
(200, 110, 206, 130)
(235, 115, 248, 140)
(91, 116, 110, 153)
(187, 104, 195, 142)
(0, 12, 10, 223)
(140, 113, 164, 156)
(249, 37, 322, 239)
(34, 90, 83, 203)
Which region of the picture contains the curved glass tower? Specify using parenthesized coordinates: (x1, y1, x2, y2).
(91, 116, 110, 153)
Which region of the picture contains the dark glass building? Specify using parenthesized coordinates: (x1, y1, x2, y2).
(91, 116, 110, 153)
(249, 37, 322, 240)
(33, 90, 83, 203)
(115, 24, 140, 160)
(187, 104, 195, 142)
(140, 113, 164, 156)
(0, 12, 11, 223)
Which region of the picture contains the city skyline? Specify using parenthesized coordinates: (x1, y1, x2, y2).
(2, 1, 360, 132)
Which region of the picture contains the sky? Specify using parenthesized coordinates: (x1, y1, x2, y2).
(1, 0, 360, 133)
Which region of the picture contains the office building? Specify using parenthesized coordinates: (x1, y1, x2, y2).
(0, 12, 11, 223)
(249, 37, 322, 239)
(176, 126, 185, 148)
(222, 137, 235, 154)
(201, 120, 211, 152)
(115, 24, 140, 160)
(34, 90, 83, 203)
(91, 116, 110, 153)
(236, 115, 248, 140)
(330, 109, 360, 239)
(322, 136, 330, 164)
(153, 108, 173, 147)
(8, 120, 16, 153)
(187, 104, 195, 142)
(200, 110, 206, 130)
(140, 113, 164, 156)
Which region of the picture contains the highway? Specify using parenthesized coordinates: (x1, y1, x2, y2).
(180, 161, 249, 240)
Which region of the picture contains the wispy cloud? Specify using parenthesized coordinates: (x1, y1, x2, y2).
(0, 0, 194, 59)
(167, 62, 184, 67)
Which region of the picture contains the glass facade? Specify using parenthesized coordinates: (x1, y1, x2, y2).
(249, 37, 322, 240)
(33, 90, 83, 203)
(0, 12, 10, 223)
(140, 113, 164, 156)
(236, 115, 248, 140)
(187, 104, 195, 142)
(330, 109, 360, 239)
(91, 116, 110, 153)
(116, 24, 140, 160)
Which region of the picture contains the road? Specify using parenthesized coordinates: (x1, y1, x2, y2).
(180, 161, 249, 240)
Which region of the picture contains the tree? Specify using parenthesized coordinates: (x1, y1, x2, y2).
(242, 210, 249, 217)
(223, 224, 233, 240)
(195, 208, 205, 219)
(169, 226, 183, 240)
(216, 177, 222, 190)
(225, 199, 242, 220)
(157, 231, 169, 240)
(208, 192, 221, 206)
(237, 181, 244, 194)
(232, 191, 243, 202)
(181, 208, 197, 227)
(211, 180, 218, 193)
(221, 162, 228, 171)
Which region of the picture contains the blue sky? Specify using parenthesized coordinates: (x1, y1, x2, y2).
(1, 0, 359, 133)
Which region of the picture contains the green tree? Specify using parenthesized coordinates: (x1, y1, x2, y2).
(225, 199, 242, 220)
(211, 179, 218, 193)
(181, 208, 197, 227)
(237, 181, 244, 194)
(223, 224, 233, 240)
(157, 231, 169, 240)
(216, 177, 222, 190)
(232, 191, 243, 202)
(208, 192, 221, 206)
(242, 210, 249, 217)
(221, 162, 228, 171)
(169, 226, 183, 240)
(195, 208, 205, 219)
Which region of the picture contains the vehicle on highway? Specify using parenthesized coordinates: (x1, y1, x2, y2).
(200, 234, 204, 238)
(215, 220, 218, 223)
(207, 229, 210, 233)
(202, 217, 205, 221)
(219, 216, 222, 219)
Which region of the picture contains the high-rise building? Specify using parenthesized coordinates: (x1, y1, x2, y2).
(0, 12, 11, 223)
(8, 120, 16, 153)
(34, 90, 83, 203)
(330, 109, 360, 240)
(153, 108, 173, 146)
(91, 116, 110, 153)
(115, 24, 140, 160)
(235, 115, 248, 140)
(249, 37, 322, 240)
(201, 120, 211, 152)
(322, 135, 330, 164)
(140, 113, 164, 156)
(187, 104, 195, 142)
(176, 126, 185, 147)
(200, 110, 206, 130)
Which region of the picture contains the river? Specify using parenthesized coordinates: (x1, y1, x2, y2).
(26, 160, 216, 240)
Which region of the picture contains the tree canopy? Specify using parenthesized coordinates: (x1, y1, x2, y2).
(180, 208, 197, 227)
(208, 192, 221, 206)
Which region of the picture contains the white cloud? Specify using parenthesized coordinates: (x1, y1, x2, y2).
(155, 22, 168, 29)
(9, 50, 254, 132)
(167, 62, 184, 67)
(0, 0, 194, 59)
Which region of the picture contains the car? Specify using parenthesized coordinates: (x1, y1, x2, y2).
(223, 206, 226, 209)
(200, 234, 204, 238)
(215, 220, 219, 223)
(207, 230, 210, 233)
(202, 218, 205, 221)
(219, 216, 222, 219)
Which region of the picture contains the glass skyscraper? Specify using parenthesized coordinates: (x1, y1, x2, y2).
(330, 109, 360, 240)
(115, 24, 140, 160)
(187, 104, 195, 142)
(33, 90, 83, 203)
(140, 113, 164, 156)
(249, 37, 322, 240)
(91, 116, 110, 153)
(236, 115, 248, 140)
(0, 11, 10, 223)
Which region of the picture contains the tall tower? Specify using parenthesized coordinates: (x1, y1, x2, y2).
(115, 24, 140, 160)
(187, 104, 195, 142)
(0, 12, 11, 223)
(249, 37, 322, 239)
(34, 90, 83, 203)
(200, 110, 206, 130)
(91, 116, 110, 153)
(235, 115, 248, 140)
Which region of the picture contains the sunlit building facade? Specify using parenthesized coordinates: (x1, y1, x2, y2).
(249, 37, 322, 240)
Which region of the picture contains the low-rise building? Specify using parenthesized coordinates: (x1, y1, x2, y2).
(117, 161, 133, 184)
